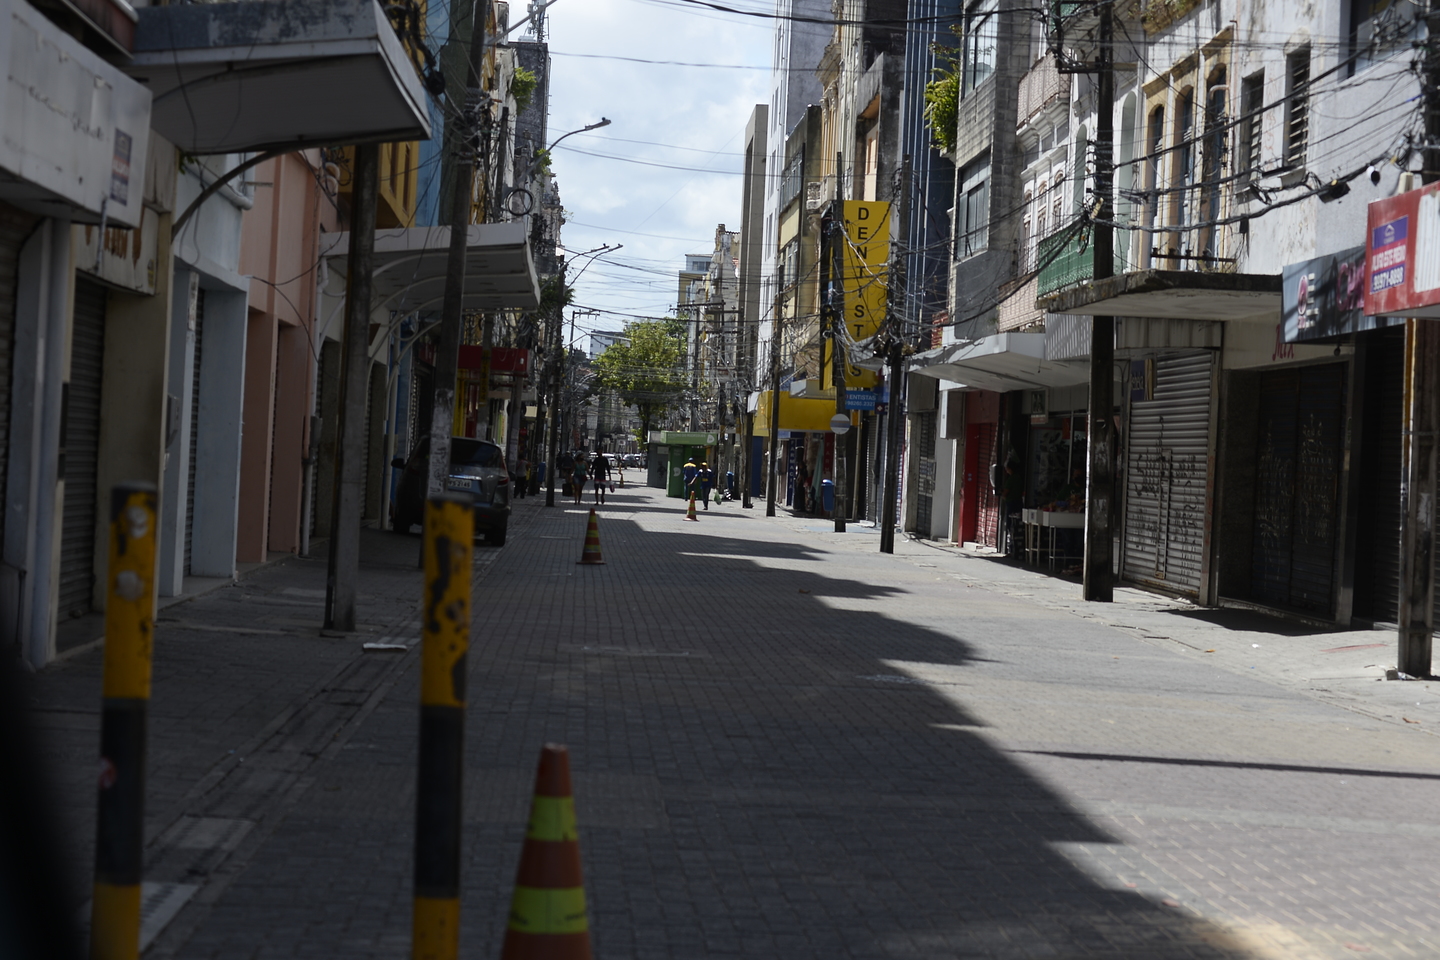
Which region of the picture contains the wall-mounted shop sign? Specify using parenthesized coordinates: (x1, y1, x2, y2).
(1283, 245, 1397, 341)
(1366, 180, 1440, 318)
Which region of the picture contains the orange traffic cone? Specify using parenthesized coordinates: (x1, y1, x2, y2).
(576, 510, 605, 565)
(683, 492, 698, 521)
(502, 745, 592, 960)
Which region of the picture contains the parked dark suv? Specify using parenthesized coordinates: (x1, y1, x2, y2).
(391, 436, 511, 545)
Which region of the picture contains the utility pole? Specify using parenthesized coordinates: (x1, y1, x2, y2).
(1083, 0, 1116, 602)
(828, 154, 847, 533)
(545, 299, 561, 506)
(766, 295, 782, 517)
(427, 0, 488, 509)
(1398, 1, 1440, 676)
(879, 157, 911, 554)
(324, 142, 379, 631)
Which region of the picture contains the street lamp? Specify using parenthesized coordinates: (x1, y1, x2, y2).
(526, 118, 610, 182)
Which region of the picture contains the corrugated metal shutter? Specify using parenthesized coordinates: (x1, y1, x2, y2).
(1355, 330, 1404, 622)
(915, 411, 937, 533)
(974, 424, 999, 549)
(60, 279, 107, 619)
(1250, 363, 1347, 615)
(1123, 353, 1213, 596)
(184, 289, 205, 575)
(0, 204, 39, 554)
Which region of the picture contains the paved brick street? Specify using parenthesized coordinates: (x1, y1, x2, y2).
(27, 483, 1440, 959)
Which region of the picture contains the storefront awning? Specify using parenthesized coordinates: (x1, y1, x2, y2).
(327, 222, 541, 312)
(753, 391, 839, 437)
(911, 333, 1089, 392)
(1035, 270, 1282, 321)
(127, 0, 430, 154)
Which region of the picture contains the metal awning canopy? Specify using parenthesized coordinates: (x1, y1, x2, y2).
(127, 0, 430, 154)
(912, 333, 1090, 392)
(327, 222, 541, 312)
(1035, 270, 1282, 321)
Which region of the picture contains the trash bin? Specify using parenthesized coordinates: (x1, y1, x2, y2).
(820, 478, 835, 512)
(726, 471, 736, 499)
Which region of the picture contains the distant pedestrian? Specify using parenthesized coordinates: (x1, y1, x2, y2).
(681, 456, 699, 503)
(570, 453, 588, 505)
(697, 462, 715, 510)
(591, 451, 611, 505)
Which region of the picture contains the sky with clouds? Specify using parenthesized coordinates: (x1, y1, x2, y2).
(536, 0, 774, 349)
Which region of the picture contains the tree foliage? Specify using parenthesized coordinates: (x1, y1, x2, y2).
(591, 319, 688, 447)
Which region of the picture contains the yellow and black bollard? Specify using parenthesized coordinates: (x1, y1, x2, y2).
(91, 483, 158, 960)
(413, 494, 473, 960)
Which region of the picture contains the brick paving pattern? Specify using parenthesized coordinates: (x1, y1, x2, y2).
(25, 485, 1440, 958)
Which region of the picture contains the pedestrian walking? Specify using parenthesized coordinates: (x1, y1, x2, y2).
(591, 450, 611, 506)
(570, 452, 588, 505)
(697, 461, 715, 510)
(559, 449, 575, 497)
(681, 456, 699, 503)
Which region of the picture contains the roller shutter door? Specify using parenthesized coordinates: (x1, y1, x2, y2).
(1123, 353, 1214, 596)
(0, 204, 39, 553)
(1250, 362, 1347, 615)
(60, 279, 107, 619)
(184, 290, 205, 575)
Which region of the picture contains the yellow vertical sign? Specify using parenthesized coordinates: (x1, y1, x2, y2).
(832, 200, 889, 391)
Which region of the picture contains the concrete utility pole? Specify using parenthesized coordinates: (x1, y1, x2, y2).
(545, 300, 561, 506)
(427, 0, 488, 509)
(880, 157, 911, 554)
(1082, 1, 1116, 602)
(828, 155, 847, 533)
(1398, 1, 1440, 676)
(325, 143, 379, 631)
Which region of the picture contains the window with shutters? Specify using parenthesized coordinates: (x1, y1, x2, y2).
(1237, 72, 1264, 183)
(1284, 50, 1310, 169)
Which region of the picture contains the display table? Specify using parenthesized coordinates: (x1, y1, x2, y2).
(1022, 509, 1084, 570)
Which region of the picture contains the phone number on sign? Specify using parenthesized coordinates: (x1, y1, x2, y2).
(1371, 264, 1405, 292)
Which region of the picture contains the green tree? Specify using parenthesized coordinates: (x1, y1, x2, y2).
(592, 319, 688, 448)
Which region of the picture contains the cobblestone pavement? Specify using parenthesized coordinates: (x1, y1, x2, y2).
(25, 484, 1440, 959)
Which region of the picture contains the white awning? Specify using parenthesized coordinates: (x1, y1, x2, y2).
(128, 0, 430, 154)
(911, 333, 1090, 392)
(326, 222, 541, 312)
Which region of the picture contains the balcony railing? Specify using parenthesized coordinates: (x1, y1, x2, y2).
(1017, 54, 1064, 128)
(1036, 224, 1128, 298)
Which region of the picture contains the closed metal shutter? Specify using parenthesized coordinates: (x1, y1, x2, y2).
(1250, 363, 1347, 615)
(914, 412, 937, 534)
(974, 424, 1000, 549)
(0, 204, 39, 553)
(184, 290, 205, 575)
(60, 279, 107, 619)
(1123, 353, 1214, 596)
(1355, 330, 1404, 622)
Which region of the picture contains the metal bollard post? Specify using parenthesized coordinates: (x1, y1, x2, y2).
(413, 494, 473, 960)
(91, 483, 158, 960)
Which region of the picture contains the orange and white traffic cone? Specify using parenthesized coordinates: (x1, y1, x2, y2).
(576, 510, 605, 565)
(501, 744, 592, 960)
(683, 491, 698, 521)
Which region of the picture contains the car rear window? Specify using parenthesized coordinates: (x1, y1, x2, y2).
(451, 439, 502, 468)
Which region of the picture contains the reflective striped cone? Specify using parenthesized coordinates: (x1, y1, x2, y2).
(576, 510, 605, 565)
(684, 492, 698, 521)
(502, 745, 592, 960)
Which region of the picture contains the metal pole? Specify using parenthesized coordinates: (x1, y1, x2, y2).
(1083, 0, 1116, 602)
(325, 142, 379, 631)
(830, 154, 847, 532)
(412, 493, 473, 959)
(765, 293, 782, 517)
(90, 483, 158, 960)
(427, 0, 489, 511)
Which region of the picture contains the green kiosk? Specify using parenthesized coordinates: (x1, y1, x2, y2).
(653, 431, 717, 498)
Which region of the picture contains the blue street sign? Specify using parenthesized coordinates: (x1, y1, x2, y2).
(845, 389, 878, 411)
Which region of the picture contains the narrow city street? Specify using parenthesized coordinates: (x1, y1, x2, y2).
(29, 483, 1440, 959)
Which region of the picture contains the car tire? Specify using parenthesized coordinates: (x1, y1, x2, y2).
(489, 526, 507, 547)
